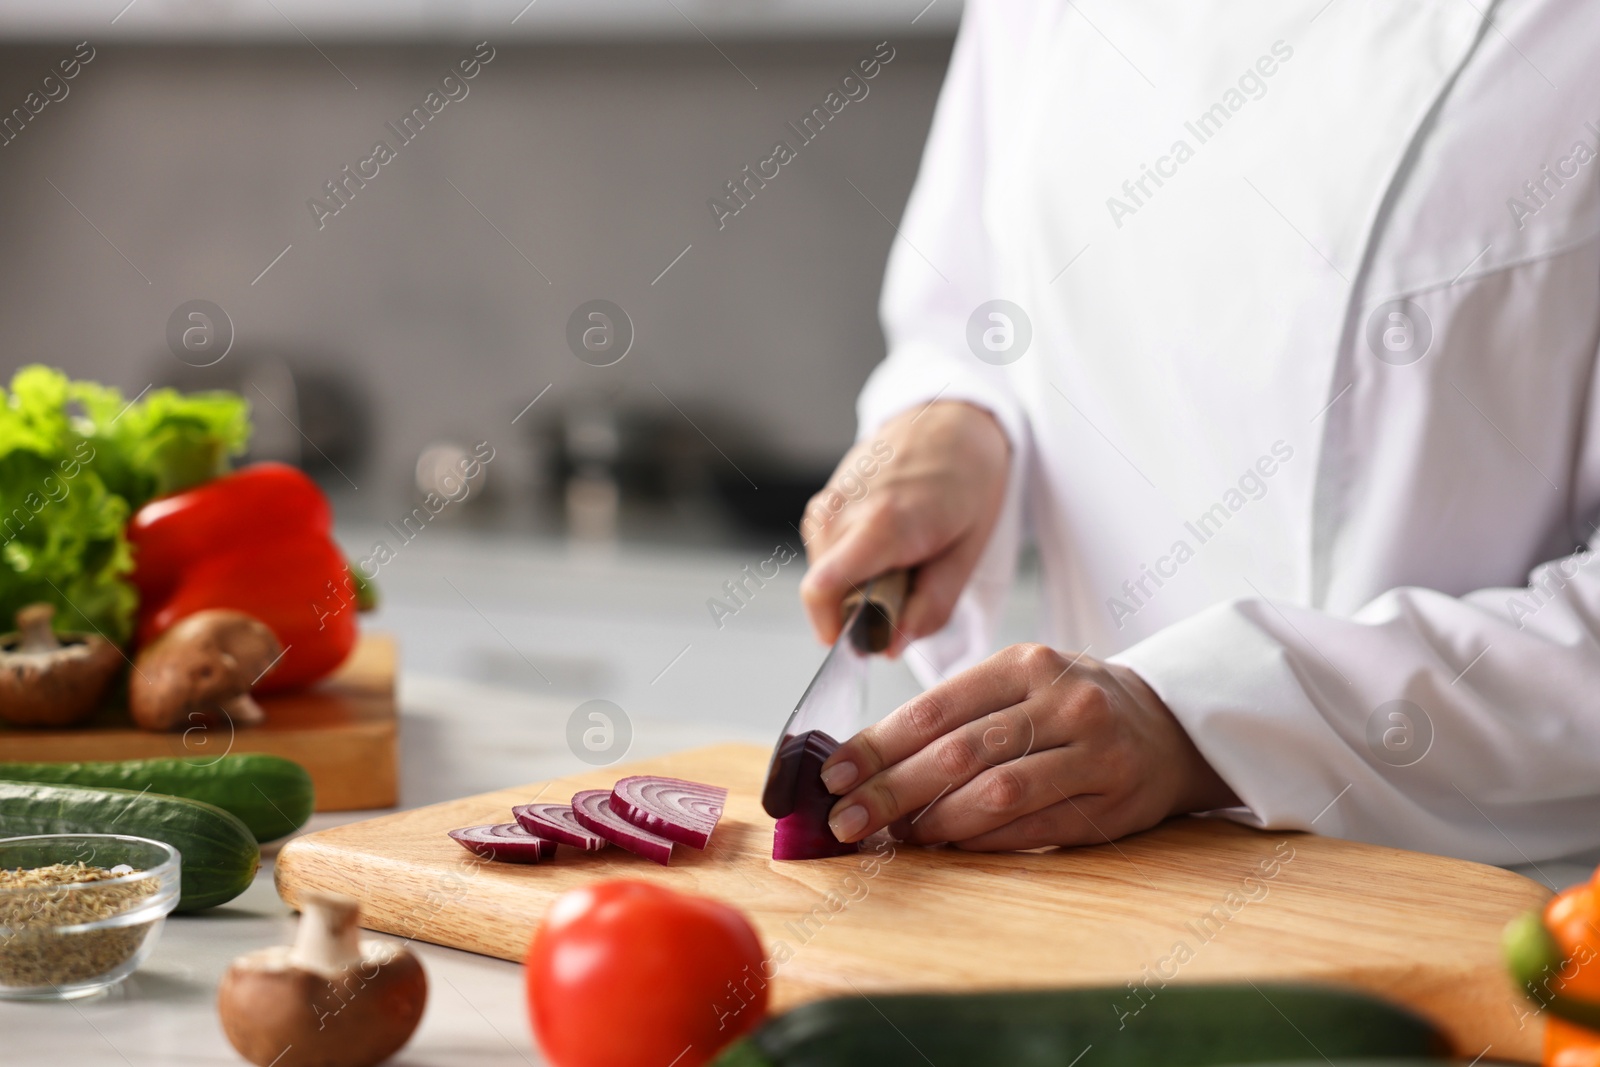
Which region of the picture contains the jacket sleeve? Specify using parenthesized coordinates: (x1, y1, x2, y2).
(856, 1, 1027, 451)
(1111, 534, 1600, 866)
(854, 1, 1033, 682)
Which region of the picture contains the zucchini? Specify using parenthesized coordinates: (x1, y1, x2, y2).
(0, 780, 259, 912)
(711, 984, 1449, 1067)
(0, 754, 313, 842)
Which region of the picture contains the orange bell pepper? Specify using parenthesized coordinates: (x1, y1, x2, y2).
(1539, 877, 1600, 1066)
(1548, 1017, 1600, 1067)
(1547, 884, 1600, 1002)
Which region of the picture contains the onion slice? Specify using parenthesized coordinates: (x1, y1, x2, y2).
(448, 822, 558, 863)
(610, 775, 727, 849)
(571, 790, 675, 865)
(513, 802, 609, 851)
(772, 730, 860, 861)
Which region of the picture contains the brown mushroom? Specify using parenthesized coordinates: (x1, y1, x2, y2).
(218, 890, 428, 1067)
(0, 603, 124, 728)
(128, 610, 282, 731)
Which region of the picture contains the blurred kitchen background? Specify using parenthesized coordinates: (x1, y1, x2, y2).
(0, 0, 1043, 797)
(0, 1, 959, 539)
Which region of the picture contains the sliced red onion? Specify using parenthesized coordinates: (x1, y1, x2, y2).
(610, 775, 727, 849)
(448, 822, 558, 863)
(513, 802, 609, 852)
(773, 730, 860, 861)
(571, 790, 675, 865)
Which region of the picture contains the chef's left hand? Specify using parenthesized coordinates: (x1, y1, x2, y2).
(818, 643, 1240, 850)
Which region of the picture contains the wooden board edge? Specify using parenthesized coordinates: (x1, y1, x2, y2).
(276, 833, 533, 959)
(296, 730, 399, 812)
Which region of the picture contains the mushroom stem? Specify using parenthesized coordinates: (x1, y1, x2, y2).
(220, 692, 267, 726)
(288, 891, 364, 975)
(15, 604, 61, 653)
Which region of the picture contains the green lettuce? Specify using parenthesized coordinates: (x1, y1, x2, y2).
(0, 366, 251, 643)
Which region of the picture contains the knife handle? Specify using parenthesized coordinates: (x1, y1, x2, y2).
(842, 568, 912, 654)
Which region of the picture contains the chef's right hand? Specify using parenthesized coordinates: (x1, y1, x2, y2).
(799, 401, 1010, 656)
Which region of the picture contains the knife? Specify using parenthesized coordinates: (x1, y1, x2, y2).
(761, 569, 911, 818)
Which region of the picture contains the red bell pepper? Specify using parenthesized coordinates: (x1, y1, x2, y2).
(128, 463, 359, 693)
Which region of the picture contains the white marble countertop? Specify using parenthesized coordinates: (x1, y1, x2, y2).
(1, 840, 540, 1066)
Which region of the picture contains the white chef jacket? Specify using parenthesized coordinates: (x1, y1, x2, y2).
(859, 0, 1600, 867)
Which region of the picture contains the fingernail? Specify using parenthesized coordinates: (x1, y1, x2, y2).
(829, 804, 868, 842)
(820, 761, 858, 794)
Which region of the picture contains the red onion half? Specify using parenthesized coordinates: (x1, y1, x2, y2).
(513, 802, 610, 851)
(772, 730, 860, 861)
(448, 822, 558, 863)
(571, 790, 675, 865)
(610, 775, 727, 849)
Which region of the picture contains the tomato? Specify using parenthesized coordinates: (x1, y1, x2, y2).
(526, 880, 768, 1067)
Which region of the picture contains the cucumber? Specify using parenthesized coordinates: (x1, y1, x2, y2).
(0, 755, 313, 842)
(0, 780, 260, 912)
(711, 984, 1449, 1067)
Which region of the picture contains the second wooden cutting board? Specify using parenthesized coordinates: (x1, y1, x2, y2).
(276, 743, 1549, 1061)
(0, 634, 398, 811)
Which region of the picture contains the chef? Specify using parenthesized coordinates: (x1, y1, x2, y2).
(801, 0, 1600, 871)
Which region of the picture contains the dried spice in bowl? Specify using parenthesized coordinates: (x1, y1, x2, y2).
(0, 862, 161, 989)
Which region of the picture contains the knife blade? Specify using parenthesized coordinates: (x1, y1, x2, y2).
(761, 570, 910, 818)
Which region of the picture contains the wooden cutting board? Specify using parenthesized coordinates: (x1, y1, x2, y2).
(0, 634, 397, 811)
(276, 743, 1550, 1061)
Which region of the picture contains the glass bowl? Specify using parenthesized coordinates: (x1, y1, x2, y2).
(0, 834, 181, 1000)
